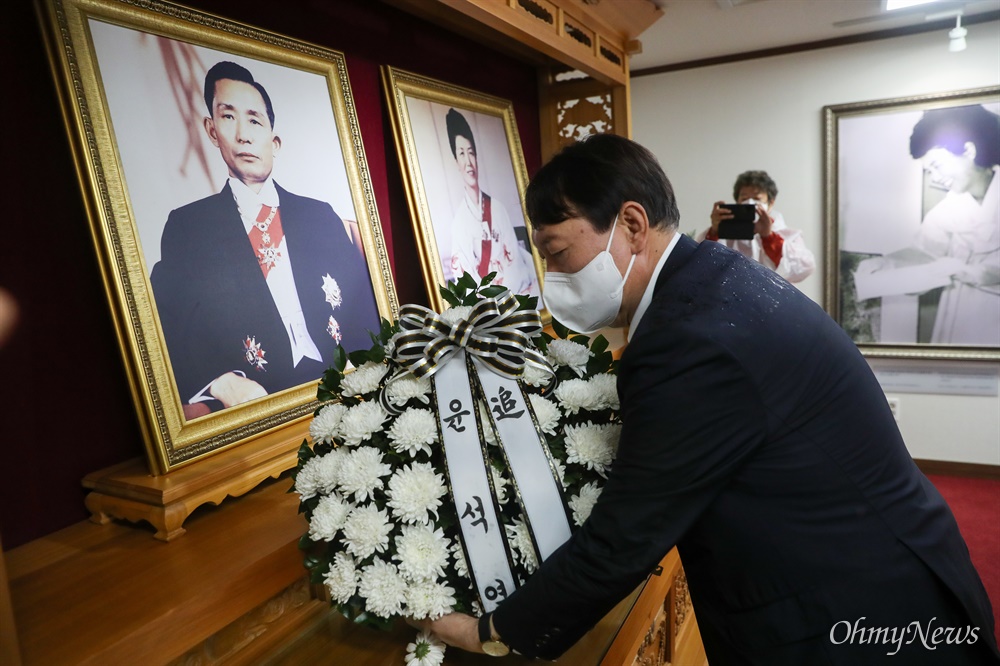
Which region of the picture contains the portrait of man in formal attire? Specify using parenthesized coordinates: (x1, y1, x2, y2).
(149, 61, 381, 418)
(87, 21, 385, 423)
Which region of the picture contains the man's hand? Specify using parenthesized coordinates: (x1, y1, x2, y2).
(409, 612, 484, 654)
(209, 372, 268, 408)
(709, 200, 731, 234)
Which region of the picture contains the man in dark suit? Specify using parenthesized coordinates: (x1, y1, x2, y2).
(151, 62, 379, 415)
(424, 135, 998, 664)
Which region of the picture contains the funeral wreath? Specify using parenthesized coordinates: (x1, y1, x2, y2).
(293, 273, 621, 663)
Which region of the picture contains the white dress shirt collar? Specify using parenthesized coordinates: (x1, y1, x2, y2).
(628, 231, 681, 342)
(229, 177, 280, 232)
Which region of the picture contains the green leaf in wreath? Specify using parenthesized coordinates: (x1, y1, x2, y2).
(480, 285, 506, 298)
(297, 439, 314, 466)
(333, 345, 347, 372)
(441, 288, 461, 307)
(348, 349, 370, 368)
(457, 272, 478, 292)
(552, 318, 570, 339)
(590, 334, 609, 355)
(480, 271, 498, 286)
(515, 294, 538, 311)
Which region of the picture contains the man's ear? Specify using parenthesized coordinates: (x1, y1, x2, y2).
(620, 201, 650, 252)
(272, 134, 282, 157)
(963, 141, 977, 161)
(203, 117, 220, 147)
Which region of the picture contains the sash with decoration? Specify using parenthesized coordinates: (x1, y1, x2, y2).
(384, 292, 572, 611)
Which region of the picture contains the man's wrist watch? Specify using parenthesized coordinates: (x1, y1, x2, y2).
(478, 612, 510, 657)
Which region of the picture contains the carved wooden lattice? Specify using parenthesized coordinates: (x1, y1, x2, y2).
(674, 569, 690, 637)
(628, 565, 696, 666)
(556, 93, 613, 143)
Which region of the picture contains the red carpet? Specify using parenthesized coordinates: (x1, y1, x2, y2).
(926, 474, 1000, 645)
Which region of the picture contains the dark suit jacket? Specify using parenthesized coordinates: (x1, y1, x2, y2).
(150, 182, 380, 404)
(493, 234, 998, 665)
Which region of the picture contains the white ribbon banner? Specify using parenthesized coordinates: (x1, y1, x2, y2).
(471, 356, 572, 561)
(435, 351, 516, 612)
(388, 293, 574, 611)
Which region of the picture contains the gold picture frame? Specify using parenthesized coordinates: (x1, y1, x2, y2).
(823, 86, 1000, 361)
(381, 66, 545, 314)
(39, 0, 398, 473)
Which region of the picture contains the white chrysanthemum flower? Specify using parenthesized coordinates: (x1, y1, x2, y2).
(394, 523, 450, 581)
(553, 378, 596, 415)
(505, 518, 539, 574)
(295, 447, 347, 499)
(552, 457, 568, 489)
(358, 558, 407, 618)
(546, 339, 592, 377)
(324, 552, 359, 604)
(405, 629, 446, 666)
(387, 408, 438, 457)
(569, 480, 603, 526)
(587, 373, 620, 411)
(294, 455, 323, 500)
(308, 493, 352, 541)
(387, 462, 447, 524)
(342, 504, 393, 559)
(337, 446, 392, 502)
(521, 363, 551, 387)
(528, 393, 561, 435)
(310, 403, 347, 444)
(450, 540, 469, 579)
(564, 422, 621, 478)
(440, 305, 473, 324)
(477, 402, 497, 445)
(385, 374, 433, 407)
(340, 401, 389, 446)
(405, 579, 457, 621)
(314, 447, 349, 495)
(490, 466, 510, 505)
(340, 361, 389, 398)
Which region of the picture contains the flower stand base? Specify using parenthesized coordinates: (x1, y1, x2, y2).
(82, 420, 308, 541)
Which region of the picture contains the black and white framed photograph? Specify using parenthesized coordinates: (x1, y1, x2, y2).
(824, 86, 999, 361)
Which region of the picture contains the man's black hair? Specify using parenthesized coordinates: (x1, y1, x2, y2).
(525, 133, 679, 232)
(445, 108, 476, 158)
(204, 61, 275, 129)
(909, 104, 1000, 168)
(732, 170, 778, 203)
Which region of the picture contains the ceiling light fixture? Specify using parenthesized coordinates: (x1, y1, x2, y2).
(885, 0, 943, 10)
(948, 13, 968, 51)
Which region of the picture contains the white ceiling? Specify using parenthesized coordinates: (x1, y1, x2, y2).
(628, 0, 1000, 71)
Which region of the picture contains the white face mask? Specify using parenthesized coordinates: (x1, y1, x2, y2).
(542, 217, 636, 334)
